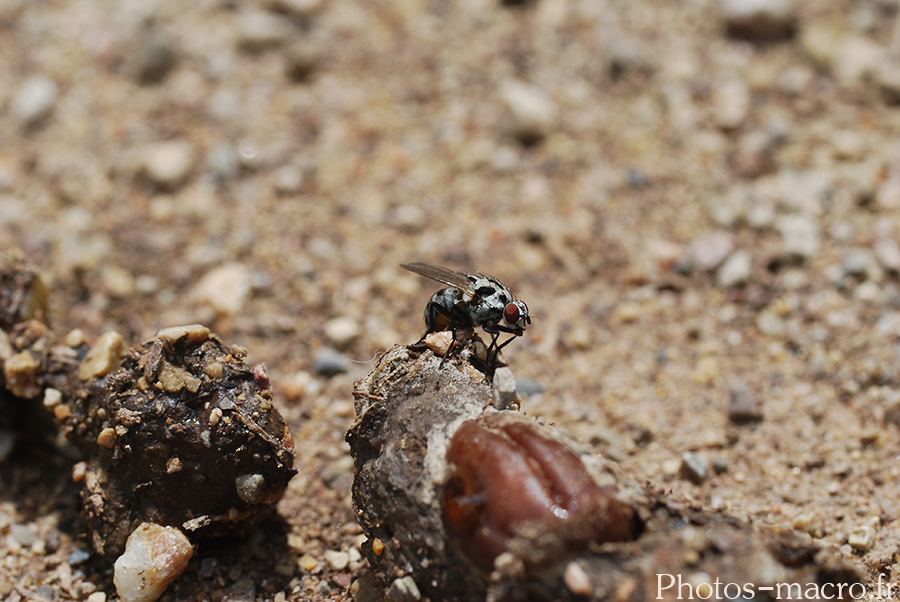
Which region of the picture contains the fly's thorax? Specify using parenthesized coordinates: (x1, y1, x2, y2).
(467, 277, 513, 327)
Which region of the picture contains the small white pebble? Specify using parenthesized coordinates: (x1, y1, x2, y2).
(43, 387, 62, 407)
(141, 140, 196, 189)
(324, 549, 350, 570)
(323, 316, 360, 351)
(563, 561, 592, 596)
(114, 523, 193, 602)
(86, 592, 107, 602)
(12, 75, 58, 126)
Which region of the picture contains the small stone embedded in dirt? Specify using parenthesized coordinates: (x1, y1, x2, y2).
(78, 331, 124, 381)
(680, 451, 709, 484)
(113, 523, 193, 602)
(141, 140, 196, 189)
(5, 350, 40, 399)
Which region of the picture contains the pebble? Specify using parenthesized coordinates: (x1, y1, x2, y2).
(11, 75, 59, 127)
(385, 576, 421, 602)
(680, 451, 709, 484)
(491, 367, 518, 410)
(499, 79, 558, 144)
(122, 23, 179, 84)
(847, 525, 876, 551)
(716, 250, 752, 288)
(68, 548, 92, 565)
(688, 231, 734, 271)
(563, 561, 593, 596)
(238, 9, 293, 52)
(424, 330, 454, 356)
(756, 311, 785, 336)
(842, 247, 878, 280)
(313, 347, 348, 377)
(712, 78, 750, 130)
(192, 263, 251, 316)
(876, 58, 900, 105)
(324, 549, 350, 570)
(516, 377, 545, 397)
(801, 23, 881, 86)
(692, 356, 719, 386)
(10, 523, 38, 546)
(142, 140, 196, 189)
(874, 238, 900, 271)
(876, 173, 900, 209)
(792, 512, 822, 537)
(727, 379, 763, 424)
(235, 473, 267, 504)
(831, 35, 882, 86)
(323, 316, 360, 350)
(79, 331, 125, 381)
(274, 0, 324, 17)
(199, 557, 217, 578)
(4, 350, 40, 398)
(776, 214, 820, 260)
(721, 0, 796, 41)
(299, 553, 319, 571)
(207, 143, 241, 182)
(272, 164, 304, 194)
(708, 187, 746, 228)
(114, 523, 193, 602)
(86, 592, 107, 602)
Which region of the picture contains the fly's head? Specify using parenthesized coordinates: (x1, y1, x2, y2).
(502, 300, 530, 335)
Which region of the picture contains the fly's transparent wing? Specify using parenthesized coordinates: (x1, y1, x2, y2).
(401, 262, 474, 291)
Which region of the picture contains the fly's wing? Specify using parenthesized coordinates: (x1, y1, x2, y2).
(401, 262, 474, 291)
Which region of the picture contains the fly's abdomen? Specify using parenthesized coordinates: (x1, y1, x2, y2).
(424, 287, 471, 333)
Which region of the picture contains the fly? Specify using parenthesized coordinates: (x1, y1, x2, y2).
(401, 262, 531, 364)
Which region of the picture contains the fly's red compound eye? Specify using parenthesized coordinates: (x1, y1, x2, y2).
(503, 303, 520, 326)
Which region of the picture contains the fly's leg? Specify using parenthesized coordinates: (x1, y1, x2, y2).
(483, 323, 522, 373)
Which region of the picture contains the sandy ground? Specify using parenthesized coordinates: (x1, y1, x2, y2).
(4, 0, 900, 600)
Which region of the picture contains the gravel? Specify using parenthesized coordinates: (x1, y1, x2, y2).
(11, 75, 58, 127)
(5, 0, 900, 600)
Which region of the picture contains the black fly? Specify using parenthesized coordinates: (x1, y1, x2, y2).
(401, 262, 530, 366)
